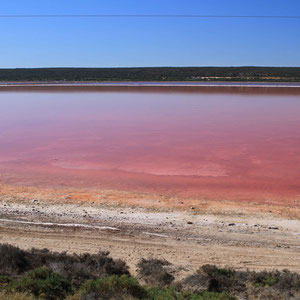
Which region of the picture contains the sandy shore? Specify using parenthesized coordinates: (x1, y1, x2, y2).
(0, 184, 299, 278)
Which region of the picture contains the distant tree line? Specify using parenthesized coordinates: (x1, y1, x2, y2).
(0, 67, 300, 82)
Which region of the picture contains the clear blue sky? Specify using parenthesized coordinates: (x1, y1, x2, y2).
(1, 0, 300, 68)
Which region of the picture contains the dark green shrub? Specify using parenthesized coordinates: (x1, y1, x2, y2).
(61, 251, 130, 288)
(250, 269, 300, 291)
(10, 267, 71, 300)
(0, 290, 33, 299)
(201, 266, 234, 278)
(1, 244, 299, 300)
(137, 258, 174, 286)
(0, 275, 13, 292)
(148, 286, 237, 299)
(0, 244, 130, 288)
(248, 269, 300, 299)
(73, 275, 148, 299)
(29, 249, 129, 287)
(0, 275, 13, 284)
(72, 277, 236, 300)
(181, 265, 247, 295)
(0, 244, 30, 276)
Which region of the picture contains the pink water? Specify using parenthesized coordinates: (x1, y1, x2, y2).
(0, 87, 300, 204)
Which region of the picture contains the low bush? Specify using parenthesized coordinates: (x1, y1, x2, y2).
(69, 276, 236, 300)
(47, 250, 129, 288)
(0, 244, 31, 276)
(148, 286, 237, 300)
(0, 244, 299, 300)
(249, 269, 300, 291)
(0, 275, 13, 284)
(247, 269, 300, 300)
(137, 258, 174, 286)
(0, 290, 33, 300)
(0, 244, 129, 288)
(181, 265, 300, 300)
(181, 265, 246, 295)
(8, 267, 71, 300)
(68, 275, 148, 300)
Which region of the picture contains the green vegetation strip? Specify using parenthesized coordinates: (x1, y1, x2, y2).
(0, 244, 299, 299)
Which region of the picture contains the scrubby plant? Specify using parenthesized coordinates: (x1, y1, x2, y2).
(0, 244, 31, 276)
(8, 267, 71, 300)
(69, 277, 237, 300)
(0, 275, 13, 285)
(249, 269, 300, 291)
(1, 244, 300, 300)
(247, 269, 300, 300)
(180, 265, 246, 295)
(148, 286, 237, 300)
(0, 244, 130, 289)
(0, 290, 33, 300)
(68, 275, 148, 300)
(181, 265, 300, 300)
(137, 258, 174, 286)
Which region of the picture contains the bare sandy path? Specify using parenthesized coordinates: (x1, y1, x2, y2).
(1, 223, 299, 277)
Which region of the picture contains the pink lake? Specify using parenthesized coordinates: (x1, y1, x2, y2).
(0, 86, 300, 205)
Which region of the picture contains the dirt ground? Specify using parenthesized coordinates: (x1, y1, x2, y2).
(0, 184, 299, 278)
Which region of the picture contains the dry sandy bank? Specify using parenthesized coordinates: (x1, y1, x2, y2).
(0, 184, 299, 278)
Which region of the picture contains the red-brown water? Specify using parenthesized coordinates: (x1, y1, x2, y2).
(1, 87, 300, 205)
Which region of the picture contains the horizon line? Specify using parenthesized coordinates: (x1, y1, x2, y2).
(1, 66, 300, 69)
